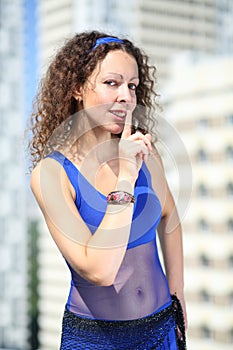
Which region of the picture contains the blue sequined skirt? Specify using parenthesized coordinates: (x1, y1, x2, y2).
(60, 303, 178, 350)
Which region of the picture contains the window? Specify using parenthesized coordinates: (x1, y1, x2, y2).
(226, 146, 233, 161)
(200, 289, 211, 302)
(198, 218, 210, 232)
(0, 272, 5, 298)
(197, 149, 207, 162)
(198, 183, 208, 196)
(0, 217, 6, 243)
(229, 291, 233, 306)
(229, 327, 233, 343)
(229, 255, 233, 268)
(226, 182, 233, 196)
(200, 325, 212, 339)
(227, 219, 233, 232)
(199, 254, 210, 266)
(227, 114, 233, 125)
(197, 118, 208, 129)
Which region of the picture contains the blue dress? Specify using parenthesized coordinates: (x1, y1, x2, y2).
(46, 151, 180, 349)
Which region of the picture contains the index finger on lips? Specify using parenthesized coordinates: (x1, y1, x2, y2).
(121, 110, 132, 139)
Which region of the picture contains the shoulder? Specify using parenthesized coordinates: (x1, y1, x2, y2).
(30, 157, 75, 202)
(30, 157, 58, 188)
(146, 145, 175, 217)
(145, 144, 166, 189)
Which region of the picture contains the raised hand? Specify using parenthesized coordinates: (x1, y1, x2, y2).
(118, 110, 152, 183)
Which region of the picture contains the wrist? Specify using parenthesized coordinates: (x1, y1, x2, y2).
(115, 177, 135, 194)
(169, 284, 184, 296)
(107, 191, 135, 205)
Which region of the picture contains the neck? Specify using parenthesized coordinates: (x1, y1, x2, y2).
(68, 114, 119, 165)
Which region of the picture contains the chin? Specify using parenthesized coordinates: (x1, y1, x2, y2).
(106, 124, 124, 135)
(111, 128, 123, 136)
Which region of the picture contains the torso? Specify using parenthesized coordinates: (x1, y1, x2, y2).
(46, 151, 171, 320)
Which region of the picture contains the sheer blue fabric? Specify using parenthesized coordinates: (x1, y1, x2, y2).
(47, 151, 171, 321)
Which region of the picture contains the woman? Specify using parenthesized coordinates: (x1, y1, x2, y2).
(29, 30, 187, 349)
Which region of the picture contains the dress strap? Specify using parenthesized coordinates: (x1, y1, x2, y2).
(46, 151, 79, 195)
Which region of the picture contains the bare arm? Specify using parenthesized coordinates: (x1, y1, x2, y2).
(147, 147, 187, 328)
(157, 192, 185, 294)
(30, 113, 152, 287)
(31, 159, 134, 286)
(158, 190, 187, 329)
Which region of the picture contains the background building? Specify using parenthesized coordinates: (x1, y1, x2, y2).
(27, 0, 233, 349)
(137, 0, 233, 83)
(38, 0, 233, 85)
(4, 0, 233, 349)
(164, 53, 233, 350)
(0, 0, 28, 348)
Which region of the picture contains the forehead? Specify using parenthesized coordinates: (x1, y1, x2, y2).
(96, 50, 138, 76)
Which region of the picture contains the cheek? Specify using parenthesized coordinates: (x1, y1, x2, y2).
(130, 95, 137, 110)
(98, 88, 115, 103)
(84, 90, 106, 105)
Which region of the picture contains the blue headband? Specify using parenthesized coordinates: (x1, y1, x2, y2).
(90, 37, 124, 51)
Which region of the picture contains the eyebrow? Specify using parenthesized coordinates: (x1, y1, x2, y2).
(106, 72, 139, 80)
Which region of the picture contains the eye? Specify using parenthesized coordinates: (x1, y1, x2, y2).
(104, 80, 118, 87)
(128, 83, 137, 91)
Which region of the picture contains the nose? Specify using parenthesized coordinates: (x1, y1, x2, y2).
(116, 84, 133, 103)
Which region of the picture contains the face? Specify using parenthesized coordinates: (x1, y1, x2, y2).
(75, 50, 139, 134)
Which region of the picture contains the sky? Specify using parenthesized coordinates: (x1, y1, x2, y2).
(24, 0, 38, 119)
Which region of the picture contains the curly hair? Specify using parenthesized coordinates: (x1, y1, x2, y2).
(28, 30, 159, 168)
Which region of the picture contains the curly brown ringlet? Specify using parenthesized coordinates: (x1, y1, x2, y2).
(28, 30, 159, 168)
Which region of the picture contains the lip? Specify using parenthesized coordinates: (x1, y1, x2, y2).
(109, 109, 127, 120)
